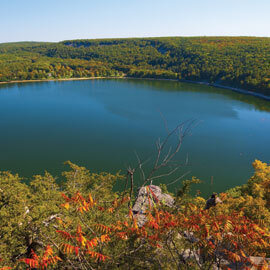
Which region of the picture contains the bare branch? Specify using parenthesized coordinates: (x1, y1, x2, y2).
(148, 165, 181, 181)
(142, 120, 196, 187)
(158, 109, 170, 135)
(127, 167, 135, 207)
(134, 151, 146, 183)
(167, 171, 191, 186)
(162, 146, 172, 163)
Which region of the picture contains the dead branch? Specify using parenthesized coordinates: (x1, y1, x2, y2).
(142, 119, 196, 186)
(127, 167, 135, 207)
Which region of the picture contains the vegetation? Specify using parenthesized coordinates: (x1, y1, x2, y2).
(0, 160, 270, 269)
(0, 37, 270, 96)
(1, 38, 270, 268)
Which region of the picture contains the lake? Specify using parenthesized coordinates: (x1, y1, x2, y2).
(0, 78, 269, 196)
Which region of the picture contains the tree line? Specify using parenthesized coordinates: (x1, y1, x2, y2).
(0, 36, 270, 95)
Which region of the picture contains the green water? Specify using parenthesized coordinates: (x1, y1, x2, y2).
(0, 79, 269, 196)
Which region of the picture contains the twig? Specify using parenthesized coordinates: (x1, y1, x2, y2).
(142, 120, 195, 186)
(127, 167, 135, 207)
(167, 171, 191, 186)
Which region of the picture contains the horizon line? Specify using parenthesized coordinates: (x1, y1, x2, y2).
(1, 35, 270, 45)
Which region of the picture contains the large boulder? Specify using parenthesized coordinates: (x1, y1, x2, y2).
(132, 185, 174, 226)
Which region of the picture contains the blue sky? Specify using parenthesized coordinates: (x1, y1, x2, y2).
(1, 0, 269, 43)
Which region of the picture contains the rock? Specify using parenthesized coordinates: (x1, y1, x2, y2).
(249, 257, 270, 269)
(183, 231, 199, 243)
(212, 256, 270, 269)
(132, 185, 174, 227)
(181, 249, 201, 265)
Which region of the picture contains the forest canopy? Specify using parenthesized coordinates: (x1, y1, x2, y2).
(0, 37, 270, 96)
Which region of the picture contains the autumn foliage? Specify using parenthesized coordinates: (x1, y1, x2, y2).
(20, 245, 61, 269)
(1, 161, 270, 269)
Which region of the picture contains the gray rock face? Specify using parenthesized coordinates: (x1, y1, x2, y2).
(212, 256, 270, 269)
(132, 185, 174, 227)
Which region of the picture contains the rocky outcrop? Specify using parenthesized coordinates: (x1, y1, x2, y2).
(132, 185, 174, 227)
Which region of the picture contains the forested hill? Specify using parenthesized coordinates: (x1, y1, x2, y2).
(0, 37, 270, 96)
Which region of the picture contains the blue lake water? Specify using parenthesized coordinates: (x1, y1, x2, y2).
(0, 78, 269, 196)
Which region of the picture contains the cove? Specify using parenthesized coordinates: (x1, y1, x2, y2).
(0, 78, 269, 196)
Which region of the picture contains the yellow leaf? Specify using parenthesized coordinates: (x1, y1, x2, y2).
(61, 203, 70, 210)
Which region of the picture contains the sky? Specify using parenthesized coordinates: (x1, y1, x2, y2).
(1, 0, 270, 43)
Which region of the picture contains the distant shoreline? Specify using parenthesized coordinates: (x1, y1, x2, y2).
(0, 77, 114, 85)
(180, 79, 270, 101)
(1, 76, 269, 101)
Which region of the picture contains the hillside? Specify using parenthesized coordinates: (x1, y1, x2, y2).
(0, 37, 270, 96)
